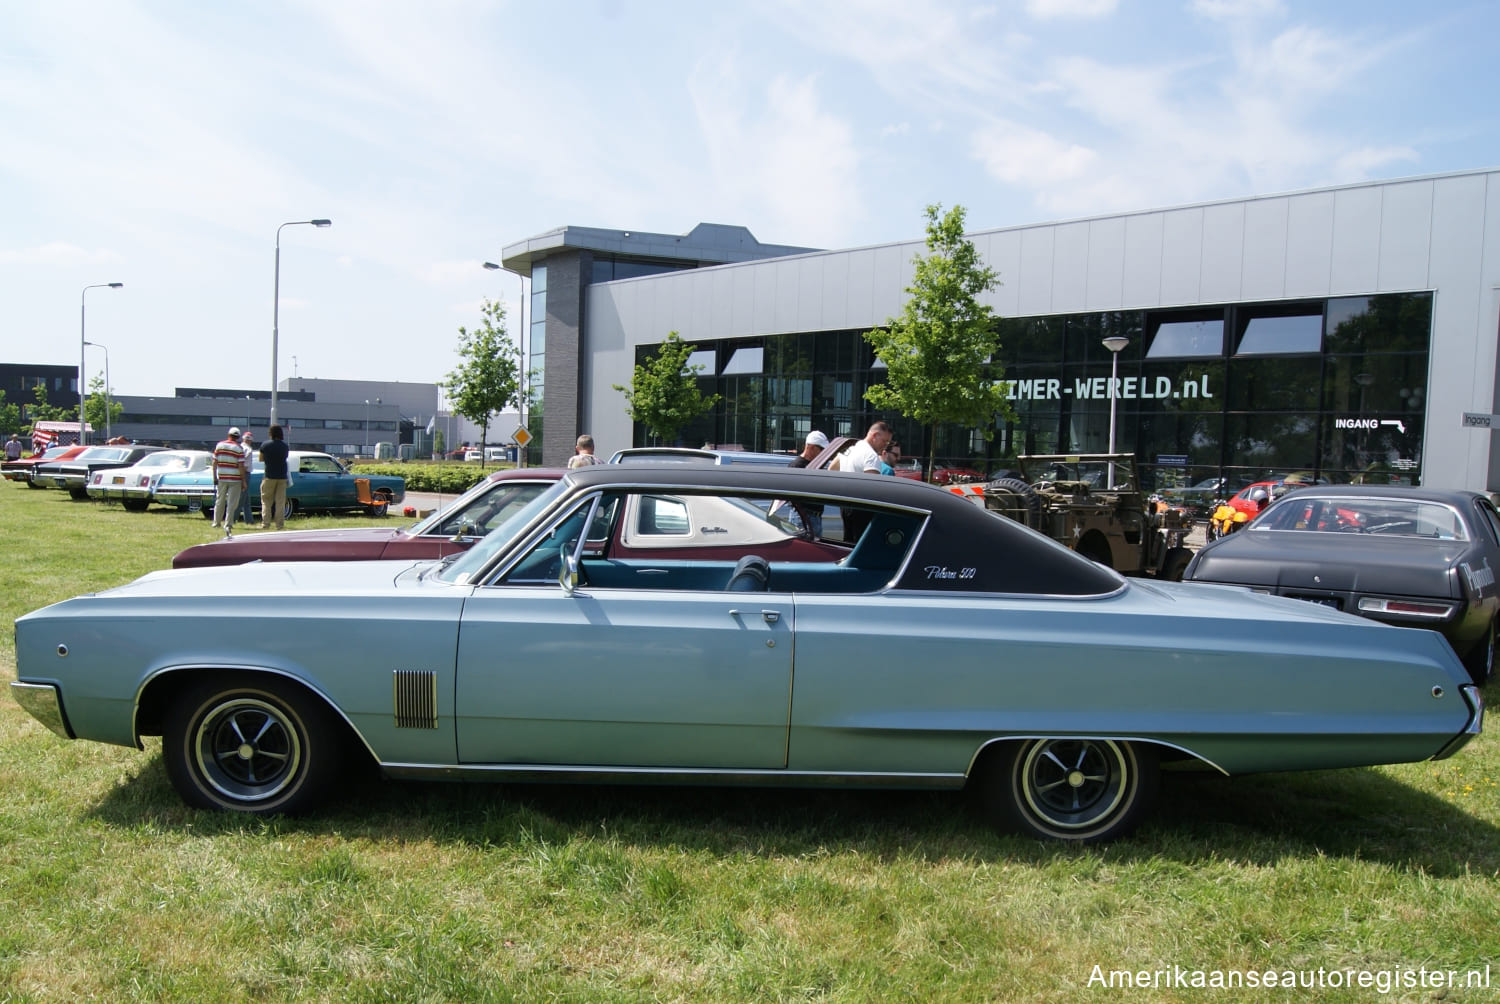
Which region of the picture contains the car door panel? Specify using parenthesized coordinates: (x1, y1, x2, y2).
(454, 586, 793, 768)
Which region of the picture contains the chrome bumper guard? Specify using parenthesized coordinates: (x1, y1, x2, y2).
(1433, 684, 1485, 760)
(10, 681, 73, 739)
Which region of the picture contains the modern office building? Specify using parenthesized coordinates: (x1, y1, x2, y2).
(502, 168, 1500, 493)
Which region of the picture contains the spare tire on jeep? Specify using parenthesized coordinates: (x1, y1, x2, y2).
(983, 477, 1042, 528)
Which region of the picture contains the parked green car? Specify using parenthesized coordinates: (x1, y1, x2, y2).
(152, 450, 404, 517)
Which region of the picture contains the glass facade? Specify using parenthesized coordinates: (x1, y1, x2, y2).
(527, 264, 546, 465)
(624, 292, 1432, 490)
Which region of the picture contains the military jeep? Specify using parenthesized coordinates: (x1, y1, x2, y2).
(975, 453, 1194, 580)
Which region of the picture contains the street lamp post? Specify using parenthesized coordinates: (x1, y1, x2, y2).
(364, 399, 370, 453)
(80, 283, 123, 447)
(83, 340, 110, 441)
(271, 219, 332, 430)
(1102, 335, 1130, 488)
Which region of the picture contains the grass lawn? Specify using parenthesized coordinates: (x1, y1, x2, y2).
(1, 480, 1496, 1002)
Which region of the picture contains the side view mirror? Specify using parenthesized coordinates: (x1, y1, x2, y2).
(450, 519, 478, 543)
(558, 547, 581, 596)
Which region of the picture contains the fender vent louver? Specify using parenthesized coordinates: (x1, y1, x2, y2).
(393, 670, 438, 729)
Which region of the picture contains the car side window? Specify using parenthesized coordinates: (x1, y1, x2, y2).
(1475, 498, 1500, 546)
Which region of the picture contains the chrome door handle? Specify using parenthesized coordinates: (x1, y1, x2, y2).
(761, 610, 780, 624)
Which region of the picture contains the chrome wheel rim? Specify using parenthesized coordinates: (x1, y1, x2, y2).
(1017, 738, 1130, 831)
(193, 697, 302, 802)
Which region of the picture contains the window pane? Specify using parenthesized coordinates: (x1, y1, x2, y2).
(1147, 315, 1224, 358)
(722, 346, 763, 375)
(1236, 313, 1322, 355)
(686, 349, 716, 376)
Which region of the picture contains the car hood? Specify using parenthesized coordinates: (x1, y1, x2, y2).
(101, 557, 439, 599)
(1187, 530, 1470, 598)
(171, 526, 415, 567)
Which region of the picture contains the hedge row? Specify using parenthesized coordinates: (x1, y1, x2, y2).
(348, 461, 497, 495)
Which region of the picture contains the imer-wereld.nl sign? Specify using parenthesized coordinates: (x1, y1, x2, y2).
(1000, 374, 1214, 402)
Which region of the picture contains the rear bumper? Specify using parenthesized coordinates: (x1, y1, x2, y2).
(11, 681, 71, 739)
(1433, 684, 1485, 760)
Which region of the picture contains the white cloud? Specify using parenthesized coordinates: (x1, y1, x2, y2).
(971, 122, 1098, 185)
(0, 242, 122, 266)
(1025, 0, 1118, 20)
(689, 60, 863, 246)
(1189, 0, 1285, 21)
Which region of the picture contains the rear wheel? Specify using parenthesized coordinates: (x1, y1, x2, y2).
(982, 738, 1157, 842)
(163, 676, 346, 814)
(1159, 546, 1193, 582)
(1463, 619, 1495, 687)
(283, 498, 298, 518)
(122, 498, 150, 513)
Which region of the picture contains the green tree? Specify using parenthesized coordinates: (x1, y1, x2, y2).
(0, 391, 19, 436)
(83, 374, 122, 439)
(613, 331, 721, 445)
(864, 203, 1014, 478)
(445, 299, 522, 468)
(27, 384, 75, 423)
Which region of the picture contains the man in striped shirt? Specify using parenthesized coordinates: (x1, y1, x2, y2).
(210, 427, 250, 535)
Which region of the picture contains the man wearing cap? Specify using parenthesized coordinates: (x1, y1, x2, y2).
(791, 430, 828, 469)
(781, 429, 830, 537)
(210, 427, 250, 535)
(238, 430, 257, 526)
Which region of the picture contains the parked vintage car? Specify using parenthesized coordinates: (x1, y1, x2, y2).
(85, 449, 213, 511)
(171, 467, 848, 568)
(12, 466, 1483, 842)
(33, 444, 168, 499)
(1, 444, 86, 487)
(609, 447, 797, 466)
(1186, 485, 1500, 686)
(152, 451, 405, 517)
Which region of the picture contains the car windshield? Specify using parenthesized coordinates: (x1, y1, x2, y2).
(421, 479, 556, 538)
(75, 447, 130, 462)
(436, 479, 572, 584)
(1254, 495, 1468, 539)
(139, 452, 193, 470)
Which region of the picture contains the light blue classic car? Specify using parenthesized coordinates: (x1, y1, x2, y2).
(151, 450, 404, 517)
(11, 466, 1485, 842)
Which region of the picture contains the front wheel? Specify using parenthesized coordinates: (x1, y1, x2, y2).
(982, 738, 1158, 842)
(162, 676, 345, 814)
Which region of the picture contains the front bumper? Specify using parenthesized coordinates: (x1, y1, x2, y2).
(10, 681, 72, 739)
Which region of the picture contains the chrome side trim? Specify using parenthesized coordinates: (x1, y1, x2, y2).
(393, 669, 439, 729)
(378, 762, 968, 789)
(967, 735, 1230, 776)
(10, 682, 72, 739)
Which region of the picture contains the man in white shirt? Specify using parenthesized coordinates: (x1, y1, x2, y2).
(834, 422, 893, 474)
(833, 421, 893, 542)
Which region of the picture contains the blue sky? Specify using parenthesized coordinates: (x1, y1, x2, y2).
(2, 0, 1496, 399)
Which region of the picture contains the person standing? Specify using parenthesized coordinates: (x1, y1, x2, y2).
(784, 430, 829, 537)
(4, 433, 22, 462)
(568, 434, 602, 468)
(834, 422, 892, 474)
(880, 441, 902, 476)
(259, 424, 291, 530)
(211, 427, 249, 535)
(790, 430, 828, 469)
(238, 430, 257, 526)
(833, 422, 892, 541)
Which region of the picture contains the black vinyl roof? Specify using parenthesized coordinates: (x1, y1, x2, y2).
(561, 464, 1123, 596)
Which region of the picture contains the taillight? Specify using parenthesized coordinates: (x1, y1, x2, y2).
(1357, 597, 1456, 620)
